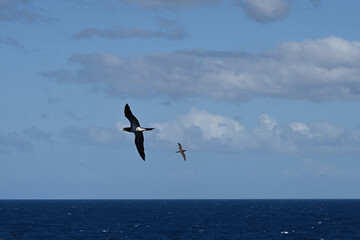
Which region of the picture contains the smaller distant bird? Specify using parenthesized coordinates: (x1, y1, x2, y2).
(176, 142, 186, 161)
(120, 104, 154, 161)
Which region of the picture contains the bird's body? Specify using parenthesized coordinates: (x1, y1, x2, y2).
(121, 104, 154, 161)
(176, 142, 186, 160)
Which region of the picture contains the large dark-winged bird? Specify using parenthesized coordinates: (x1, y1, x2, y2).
(121, 104, 154, 161)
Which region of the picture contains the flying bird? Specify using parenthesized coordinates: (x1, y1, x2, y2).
(120, 104, 154, 161)
(176, 142, 186, 161)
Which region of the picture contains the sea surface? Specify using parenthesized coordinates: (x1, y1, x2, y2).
(0, 200, 359, 239)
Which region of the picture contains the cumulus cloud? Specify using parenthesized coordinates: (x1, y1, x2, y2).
(58, 109, 360, 155)
(150, 109, 360, 155)
(43, 36, 360, 102)
(236, 0, 290, 23)
(0, 0, 45, 22)
(252, 114, 296, 153)
(152, 108, 253, 151)
(73, 18, 187, 41)
(117, 0, 221, 9)
(236, 0, 320, 23)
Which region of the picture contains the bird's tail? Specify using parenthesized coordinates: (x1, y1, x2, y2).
(176, 151, 180, 153)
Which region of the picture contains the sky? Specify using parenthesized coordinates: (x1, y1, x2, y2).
(1, 0, 360, 199)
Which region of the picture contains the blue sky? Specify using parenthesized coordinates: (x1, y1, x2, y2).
(1, 0, 360, 199)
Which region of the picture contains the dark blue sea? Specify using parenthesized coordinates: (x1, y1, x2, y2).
(0, 200, 359, 239)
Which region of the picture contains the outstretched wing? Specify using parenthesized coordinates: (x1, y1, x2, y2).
(124, 104, 140, 128)
(178, 142, 183, 151)
(134, 131, 145, 161)
(181, 151, 186, 161)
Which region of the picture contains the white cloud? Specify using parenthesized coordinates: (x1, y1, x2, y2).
(236, 0, 321, 23)
(236, 0, 290, 23)
(57, 109, 360, 156)
(43, 36, 360, 102)
(277, 36, 360, 67)
(252, 114, 297, 153)
(150, 109, 360, 155)
(290, 121, 347, 142)
(290, 122, 311, 136)
(152, 108, 253, 150)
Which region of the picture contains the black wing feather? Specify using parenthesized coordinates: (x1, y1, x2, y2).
(134, 131, 145, 161)
(124, 104, 140, 128)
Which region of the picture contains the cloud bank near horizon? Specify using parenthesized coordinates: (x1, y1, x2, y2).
(151, 109, 360, 155)
(57, 109, 360, 156)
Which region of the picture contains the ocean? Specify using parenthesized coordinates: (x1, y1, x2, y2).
(0, 200, 359, 239)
